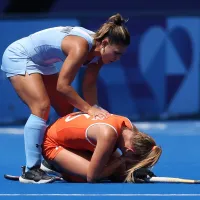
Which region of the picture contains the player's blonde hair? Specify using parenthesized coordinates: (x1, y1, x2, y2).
(124, 126, 162, 182)
(94, 13, 130, 46)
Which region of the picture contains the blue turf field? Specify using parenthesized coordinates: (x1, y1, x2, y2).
(1, 120, 200, 200)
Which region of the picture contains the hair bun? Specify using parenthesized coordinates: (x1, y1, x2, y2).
(108, 13, 128, 26)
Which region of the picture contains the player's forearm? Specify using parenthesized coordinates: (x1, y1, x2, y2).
(82, 84, 98, 106)
(108, 163, 127, 182)
(87, 158, 122, 182)
(98, 157, 125, 179)
(57, 85, 91, 113)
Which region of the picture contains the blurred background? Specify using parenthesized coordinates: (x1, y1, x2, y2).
(0, 0, 200, 125)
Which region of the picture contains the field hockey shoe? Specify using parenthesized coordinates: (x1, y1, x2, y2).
(19, 165, 55, 184)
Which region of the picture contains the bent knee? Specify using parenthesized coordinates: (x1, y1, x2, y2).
(30, 99, 51, 120)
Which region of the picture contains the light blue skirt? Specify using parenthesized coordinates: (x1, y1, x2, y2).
(1, 38, 58, 78)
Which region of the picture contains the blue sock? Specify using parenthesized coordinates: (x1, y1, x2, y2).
(24, 114, 47, 171)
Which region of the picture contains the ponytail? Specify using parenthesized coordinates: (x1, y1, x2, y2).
(124, 145, 162, 182)
(94, 13, 130, 46)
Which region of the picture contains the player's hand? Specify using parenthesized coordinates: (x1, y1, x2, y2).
(132, 168, 156, 183)
(96, 105, 110, 114)
(88, 105, 110, 120)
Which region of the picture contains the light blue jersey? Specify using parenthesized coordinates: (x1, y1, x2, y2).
(1, 26, 99, 77)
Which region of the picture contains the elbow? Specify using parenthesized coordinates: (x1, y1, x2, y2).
(56, 82, 70, 94)
(87, 178, 93, 183)
(56, 82, 63, 93)
(87, 176, 96, 183)
(87, 171, 98, 183)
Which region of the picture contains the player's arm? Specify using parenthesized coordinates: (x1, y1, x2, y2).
(96, 154, 126, 182)
(100, 150, 127, 182)
(83, 59, 110, 116)
(87, 126, 118, 182)
(57, 36, 91, 113)
(82, 59, 103, 106)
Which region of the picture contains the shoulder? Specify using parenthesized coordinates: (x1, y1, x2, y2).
(72, 26, 95, 37)
(62, 26, 94, 52)
(61, 36, 89, 57)
(108, 115, 133, 129)
(31, 26, 65, 35)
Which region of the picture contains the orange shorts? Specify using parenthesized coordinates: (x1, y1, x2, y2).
(42, 131, 64, 160)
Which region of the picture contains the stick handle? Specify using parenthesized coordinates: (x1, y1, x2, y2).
(146, 176, 200, 184)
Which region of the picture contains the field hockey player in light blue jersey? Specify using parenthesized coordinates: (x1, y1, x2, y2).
(1, 13, 130, 183)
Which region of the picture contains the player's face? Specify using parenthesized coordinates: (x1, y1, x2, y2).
(100, 41, 127, 64)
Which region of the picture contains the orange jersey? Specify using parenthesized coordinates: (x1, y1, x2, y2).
(42, 112, 133, 160)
